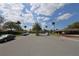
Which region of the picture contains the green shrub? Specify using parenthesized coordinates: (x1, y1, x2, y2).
(0, 31, 22, 35)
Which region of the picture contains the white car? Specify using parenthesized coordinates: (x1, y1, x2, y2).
(21, 33, 29, 36)
(0, 34, 16, 43)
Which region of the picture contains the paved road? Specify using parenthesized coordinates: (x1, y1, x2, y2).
(0, 34, 79, 56)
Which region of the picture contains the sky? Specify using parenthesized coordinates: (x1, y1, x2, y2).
(0, 3, 79, 30)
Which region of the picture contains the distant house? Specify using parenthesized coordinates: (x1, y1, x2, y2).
(63, 29, 79, 34)
(56, 22, 79, 35)
(55, 29, 79, 34)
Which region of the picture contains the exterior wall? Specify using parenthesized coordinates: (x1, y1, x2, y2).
(65, 31, 79, 34)
(56, 30, 79, 34)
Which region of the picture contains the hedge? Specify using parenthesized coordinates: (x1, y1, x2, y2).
(0, 31, 22, 35)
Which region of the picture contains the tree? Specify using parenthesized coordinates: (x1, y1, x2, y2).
(0, 16, 5, 30)
(67, 22, 79, 29)
(3, 21, 23, 31)
(0, 16, 4, 24)
(16, 21, 21, 31)
(32, 22, 42, 36)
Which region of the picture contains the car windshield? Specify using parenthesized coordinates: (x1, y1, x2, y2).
(2, 35, 8, 37)
(0, 34, 8, 39)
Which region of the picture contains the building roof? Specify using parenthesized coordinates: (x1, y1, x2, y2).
(55, 29, 79, 32)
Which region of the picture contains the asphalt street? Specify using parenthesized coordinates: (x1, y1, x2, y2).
(0, 34, 79, 56)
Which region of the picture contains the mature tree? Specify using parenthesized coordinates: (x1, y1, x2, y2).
(32, 22, 42, 36)
(16, 21, 21, 30)
(67, 22, 79, 29)
(3, 21, 22, 31)
(0, 16, 4, 24)
(0, 16, 5, 31)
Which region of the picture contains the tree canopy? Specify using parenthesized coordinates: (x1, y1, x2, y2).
(67, 22, 79, 29)
(0, 16, 4, 24)
(3, 21, 23, 31)
(32, 22, 42, 36)
(32, 22, 42, 32)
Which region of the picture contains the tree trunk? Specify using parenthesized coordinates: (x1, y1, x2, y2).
(47, 31, 50, 36)
(36, 31, 39, 36)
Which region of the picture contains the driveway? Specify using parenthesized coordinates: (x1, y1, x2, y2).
(0, 34, 79, 56)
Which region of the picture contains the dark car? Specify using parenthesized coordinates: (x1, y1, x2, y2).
(0, 34, 16, 43)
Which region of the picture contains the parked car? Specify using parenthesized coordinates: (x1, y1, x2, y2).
(21, 33, 29, 36)
(0, 34, 16, 43)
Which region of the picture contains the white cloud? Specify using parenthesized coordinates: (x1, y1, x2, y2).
(0, 3, 65, 30)
(43, 17, 49, 21)
(30, 3, 40, 12)
(0, 3, 23, 22)
(37, 17, 49, 22)
(0, 3, 65, 22)
(22, 12, 35, 23)
(41, 22, 46, 29)
(57, 13, 72, 21)
(30, 3, 65, 16)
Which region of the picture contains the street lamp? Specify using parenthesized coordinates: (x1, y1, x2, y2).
(24, 26, 27, 31)
(52, 22, 55, 32)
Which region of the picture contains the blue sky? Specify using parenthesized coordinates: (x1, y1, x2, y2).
(53, 3, 79, 30)
(0, 3, 79, 30)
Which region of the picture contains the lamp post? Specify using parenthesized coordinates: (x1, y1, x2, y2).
(45, 25, 49, 36)
(24, 25, 27, 32)
(52, 22, 55, 33)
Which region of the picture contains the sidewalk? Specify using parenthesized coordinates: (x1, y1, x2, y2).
(62, 35, 79, 41)
(63, 34, 79, 38)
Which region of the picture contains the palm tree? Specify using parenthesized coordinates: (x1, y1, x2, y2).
(52, 22, 55, 32)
